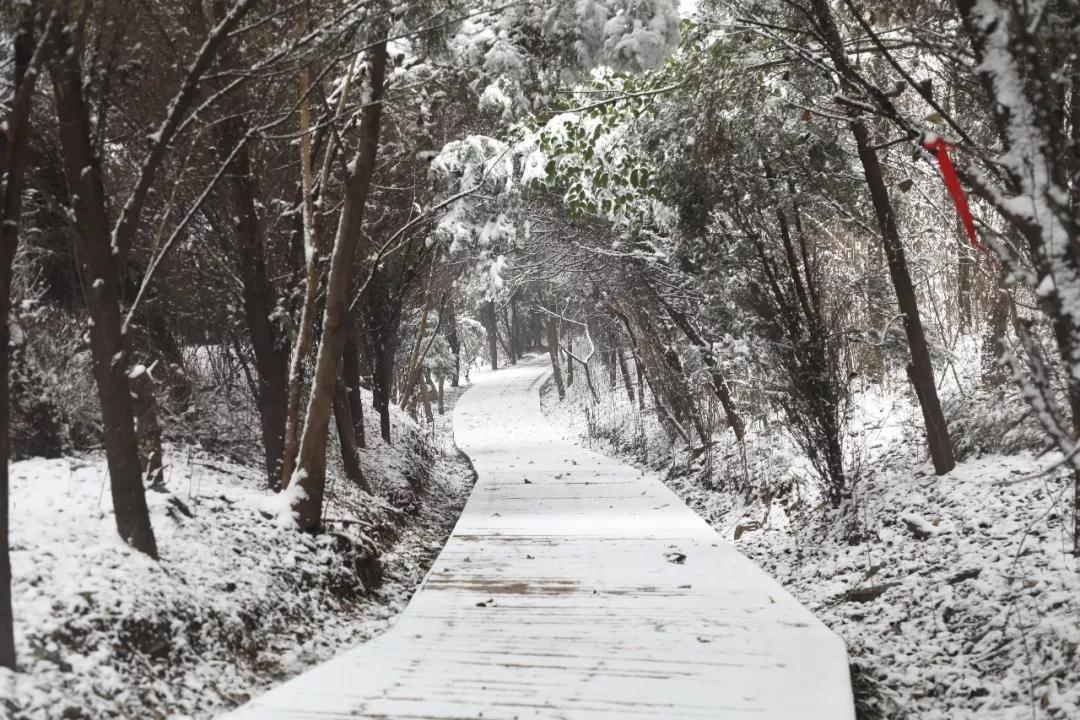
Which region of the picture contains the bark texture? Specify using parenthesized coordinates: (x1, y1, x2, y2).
(290, 36, 388, 530)
(0, 2, 55, 669)
(545, 316, 566, 401)
(851, 120, 955, 475)
(50, 16, 158, 558)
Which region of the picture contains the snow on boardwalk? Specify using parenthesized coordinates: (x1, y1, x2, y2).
(225, 359, 855, 719)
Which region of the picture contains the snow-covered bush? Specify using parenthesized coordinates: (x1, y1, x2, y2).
(7, 307, 98, 457)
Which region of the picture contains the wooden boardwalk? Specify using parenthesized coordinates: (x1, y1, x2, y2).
(225, 359, 855, 719)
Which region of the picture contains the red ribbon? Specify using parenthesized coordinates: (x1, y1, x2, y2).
(923, 137, 991, 257)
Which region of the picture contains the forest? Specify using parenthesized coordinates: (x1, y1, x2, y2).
(1, 0, 1078, 717)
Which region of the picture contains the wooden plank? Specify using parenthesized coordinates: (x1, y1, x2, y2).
(224, 358, 855, 719)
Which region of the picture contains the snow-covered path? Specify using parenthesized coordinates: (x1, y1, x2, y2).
(225, 358, 854, 719)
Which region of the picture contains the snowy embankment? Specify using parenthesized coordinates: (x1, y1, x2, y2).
(1, 388, 475, 720)
(542, 361, 1080, 719)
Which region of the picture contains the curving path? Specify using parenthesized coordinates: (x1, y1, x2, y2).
(225, 358, 855, 719)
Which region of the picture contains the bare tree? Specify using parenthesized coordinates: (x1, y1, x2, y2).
(46, 0, 258, 556)
(288, 30, 388, 531)
(805, 0, 955, 475)
(1, 0, 58, 670)
(545, 312, 566, 400)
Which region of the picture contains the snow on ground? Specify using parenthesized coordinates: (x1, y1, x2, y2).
(542, 358, 1080, 719)
(0, 387, 475, 720)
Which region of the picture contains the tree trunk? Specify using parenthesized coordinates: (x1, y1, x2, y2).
(219, 113, 289, 488)
(957, 242, 974, 333)
(344, 204, 407, 398)
(852, 120, 955, 475)
(660, 343, 709, 446)
(808, 0, 953, 476)
(371, 336, 394, 444)
(982, 268, 1013, 386)
(565, 337, 575, 386)
(617, 349, 636, 404)
(623, 303, 704, 444)
(342, 327, 366, 449)
(662, 304, 745, 441)
(50, 20, 158, 558)
(0, 3, 55, 668)
(563, 341, 599, 402)
(369, 334, 395, 444)
(634, 341, 690, 445)
(598, 322, 617, 390)
(545, 316, 566, 400)
(0, 266, 13, 669)
(482, 300, 498, 370)
(289, 34, 388, 531)
(199, 0, 289, 488)
(280, 56, 321, 490)
(421, 370, 435, 425)
(445, 297, 460, 387)
(399, 282, 435, 409)
(501, 307, 517, 364)
(333, 379, 371, 493)
(130, 368, 165, 491)
(635, 359, 646, 410)
(510, 295, 522, 359)
(531, 314, 544, 349)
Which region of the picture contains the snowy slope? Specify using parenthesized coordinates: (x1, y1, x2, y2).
(543, 356, 1080, 719)
(0, 391, 474, 720)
